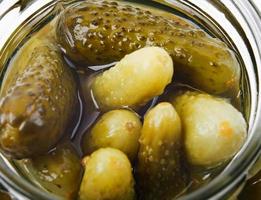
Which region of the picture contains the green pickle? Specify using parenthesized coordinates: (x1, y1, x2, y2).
(57, 0, 240, 94)
(91, 47, 173, 110)
(0, 0, 251, 199)
(137, 102, 186, 200)
(171, 91, 247, 167)
(79, 148, 136, 200)
(0, 40, 77, 158)
(83, 109, 142, 161)
(15, 142, 82, 200)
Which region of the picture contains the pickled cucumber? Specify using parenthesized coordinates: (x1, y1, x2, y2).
(57, 0, 240, 94)
(79, 148, 135, 200)
(83, 109, 142, 161)
(137, 102, 186, 200)
(15, 142, 82, 200)
(91, 47, 173, 110)
(172, 91, 247, 167)
(0, 42, 77, 158)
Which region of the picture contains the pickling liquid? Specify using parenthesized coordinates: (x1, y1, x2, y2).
(0, 0, 255, 200)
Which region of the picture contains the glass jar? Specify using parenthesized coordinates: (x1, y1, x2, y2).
(0, 0, 260, 199)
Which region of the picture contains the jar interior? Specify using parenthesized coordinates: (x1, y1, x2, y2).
(0, 0, 256, 199)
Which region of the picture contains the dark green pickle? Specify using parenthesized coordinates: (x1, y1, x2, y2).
(137, 102, 187, 200)
(57, 0, 240, 94)
(0, 42, 77, 159)
(15, 142, 82, 200)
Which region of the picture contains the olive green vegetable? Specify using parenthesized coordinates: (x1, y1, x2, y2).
(137, 102, 186, 200)
(79, 148, 135, 200)
(91, 46, 173, 110)
(172, 91, 247, 167)
(83, 109, 142, 161)
(0, 41, 77, 158)
(15, 142, 82, 200)
(57, 0, 240, 94)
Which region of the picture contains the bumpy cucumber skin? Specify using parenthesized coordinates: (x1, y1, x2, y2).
(0, 43, 77, 159)
(16, 142, 82, 200)
(57, 0, 240, 94)
(137, 102, 186, 200)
